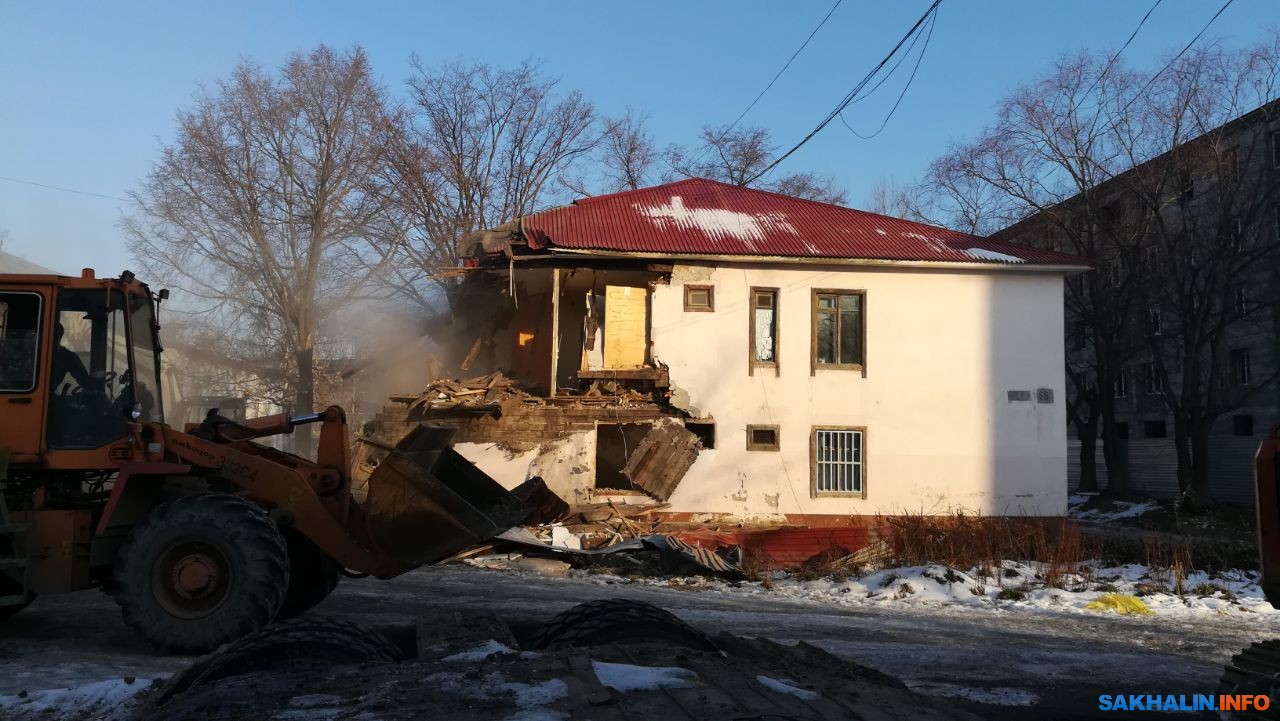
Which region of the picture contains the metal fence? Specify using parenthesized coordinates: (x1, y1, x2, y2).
(1067, 436, 1259, 505)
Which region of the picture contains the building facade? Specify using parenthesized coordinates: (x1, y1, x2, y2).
(370, 179, 1087, 523)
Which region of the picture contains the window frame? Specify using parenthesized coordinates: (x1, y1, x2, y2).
(748, 286, 780, 376)
(810, 288, 866, 376)
(1272, 129, 1280, 169)
(810, 426, 866, 498)
(1146, 306, 1162, 336)
(1232, 348, 1252, 386)
(683, 284, 714, 312)
(1141, 361, 1163, 395)
(1114, 366, 1129, 399)
(0, 291, 44, 394)
(746, 424, 780, 452)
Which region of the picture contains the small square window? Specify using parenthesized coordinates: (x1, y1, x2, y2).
(1143, 420, 1167, 438)
(683, 285, 714, 312)
(1234, 414, 1255, 437)
(746, 424, 779, 451)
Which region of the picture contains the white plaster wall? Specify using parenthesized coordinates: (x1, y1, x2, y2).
(653, 262, 1068, 519)
(453, 434, 597, 506)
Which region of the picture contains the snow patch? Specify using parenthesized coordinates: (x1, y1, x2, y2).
(756, 675, 820, 700)
(635, 196, 798, 248)
(592, 661, 698, 692)
(443, 640, 516, 663)
(0, 678, 152, 721)
(423, 671, 567, 709)
(964, 247, 1026, 263)
(923, 685, 1040, 706)
(1071, 499, 1159, 521)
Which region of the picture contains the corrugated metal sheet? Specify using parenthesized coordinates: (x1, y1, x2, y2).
(518, 178, 1091, 266)
(0, 250, 58, 275)
(1067, 437, 1259, 505)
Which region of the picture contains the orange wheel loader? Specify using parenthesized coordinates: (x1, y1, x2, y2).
(0, 269, 531, 653)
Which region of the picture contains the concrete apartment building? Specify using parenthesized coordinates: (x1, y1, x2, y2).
(997, 102, 1280, 504)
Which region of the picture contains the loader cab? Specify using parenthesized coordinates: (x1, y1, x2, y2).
(0, 269, 164, 466)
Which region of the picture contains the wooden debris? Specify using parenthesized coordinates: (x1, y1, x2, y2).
(620, 418, 701, 502)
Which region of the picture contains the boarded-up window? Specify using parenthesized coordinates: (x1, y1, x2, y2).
(603, 285, 647, 369)
(750, 288, 778, 375)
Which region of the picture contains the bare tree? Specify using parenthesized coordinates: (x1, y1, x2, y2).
(599, 108, 658, 192)
(913, 52, 1154, 494)
(381, 59, 598, 312)
(666, 124, 847, 204)
(124, 44, 397, 454)
(915, 33, 1280, 502)
(1113, 42, 1280, 502)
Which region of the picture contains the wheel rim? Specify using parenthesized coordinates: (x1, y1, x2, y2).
(152, 539, 233, 619)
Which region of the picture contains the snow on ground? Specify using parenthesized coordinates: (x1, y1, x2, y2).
(756, 675, 820, 701)
(0, 678, 153, 721)
(591, 661, 698, 692)
(1068, 494, 1159, 521)
(916, 684, 1040, 706)
(442, 639, 516, 663)
(575, 561, 1280, 623)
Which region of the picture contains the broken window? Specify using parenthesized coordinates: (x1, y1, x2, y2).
(0, 292, 42, 392)
(812, 290, 864, 371)
(750, 287, 778, 375)
(685, 419, 716, 449)
(683, 284, 713, 312)
(595, 423, 654, 491)
(746, 424, 779, 452)
(812, 427, 864, 496)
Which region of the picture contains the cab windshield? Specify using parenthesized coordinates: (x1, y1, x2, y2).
(47, 287, 163, 449)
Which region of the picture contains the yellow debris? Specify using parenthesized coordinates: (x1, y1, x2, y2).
(1085, 593, 1153, 616)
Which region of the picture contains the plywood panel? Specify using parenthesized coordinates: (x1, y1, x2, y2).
(603, 285, 647, 369)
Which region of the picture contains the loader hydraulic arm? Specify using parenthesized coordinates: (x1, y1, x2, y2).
(160, 406, 401, 578)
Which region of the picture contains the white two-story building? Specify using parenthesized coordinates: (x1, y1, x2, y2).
(396, 178, 1088, 524)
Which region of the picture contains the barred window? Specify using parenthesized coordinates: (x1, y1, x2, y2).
(812, 427, 863, 496)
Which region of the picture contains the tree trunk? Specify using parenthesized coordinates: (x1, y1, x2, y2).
(1076, 421, 1099, 493)
(1190, 421, 1212, 502)
(1097, 393, 1129, 496)
(1171, 414, 1193, 494)
(295, 345, 315, 459)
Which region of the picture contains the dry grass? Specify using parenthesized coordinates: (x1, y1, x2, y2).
(879, 510, 1089, 586)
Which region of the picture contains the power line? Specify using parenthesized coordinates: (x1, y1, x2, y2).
(0, 174, 128, 202)
(726, 0, 845, 131)
(839, 3, 938, 140)
(747, 0, 943, 185)
(1115, 0, 1235, 116)
(1081, 0, 1164, 100)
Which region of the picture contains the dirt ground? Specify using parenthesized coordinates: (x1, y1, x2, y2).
(1, 564, 1272, 720)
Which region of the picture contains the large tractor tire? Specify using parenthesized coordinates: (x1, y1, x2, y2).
(152, 617, 402, 707)
(524, 598, 718, 651)
(0, 538, 32, 622)
(276, 529, 342, 619)
(114, 492, 289, 654)
(1220, 640, 1280, 719)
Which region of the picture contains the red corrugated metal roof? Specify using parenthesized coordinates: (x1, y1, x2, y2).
(516, 178, 1089, 266)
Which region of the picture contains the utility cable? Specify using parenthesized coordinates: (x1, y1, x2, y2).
(839, 4, 938, 140)
(0, 174, 128, 202)
(746, 0, 943, 185)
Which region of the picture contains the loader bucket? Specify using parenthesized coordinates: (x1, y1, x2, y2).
(361, 424, 531, 567)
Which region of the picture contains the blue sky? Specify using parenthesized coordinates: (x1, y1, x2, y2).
(0, 0, 1274, 275)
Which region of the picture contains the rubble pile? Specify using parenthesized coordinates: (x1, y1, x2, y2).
(391, 372, 525, 411)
